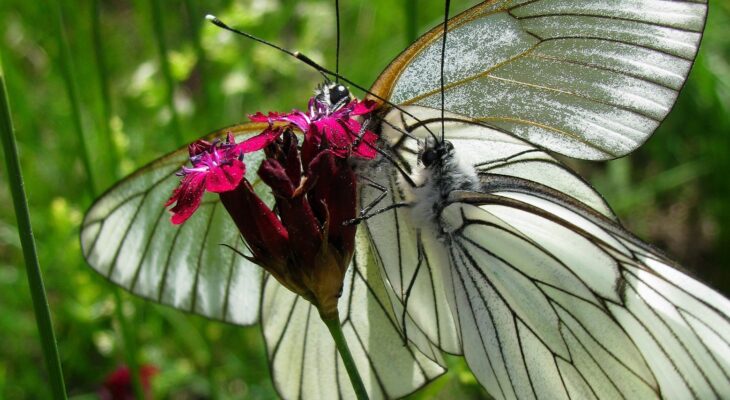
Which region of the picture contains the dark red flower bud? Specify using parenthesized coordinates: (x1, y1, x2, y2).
(220, 130, 357, 318)
(220, 180, 289, 278)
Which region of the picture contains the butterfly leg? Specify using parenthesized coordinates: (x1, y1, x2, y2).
(345, 115, 418, 188)
(355, 202, 410, 222)
(345, 177, 411, 225)
(358, 175, 388, 215)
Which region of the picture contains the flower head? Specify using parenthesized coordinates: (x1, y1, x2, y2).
(245, 84, 378, 160)
(166, 83, 377, 318)
(221, 131, 357, 318)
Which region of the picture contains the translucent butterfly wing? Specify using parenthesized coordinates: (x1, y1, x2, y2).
(368, 111, 730, 398)
(370, 0, 707, 160)
(443, 187, 730, 399)
(80, 123, 269, 326)
(361, 157, 462, 354)
(362, 107, 615, 355)
(261, 229, 445, 400)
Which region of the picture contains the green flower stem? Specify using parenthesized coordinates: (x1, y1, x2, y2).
(323, 314, 369, 400)
(150, 0, 184, 145)
(0, 55, 68, 400)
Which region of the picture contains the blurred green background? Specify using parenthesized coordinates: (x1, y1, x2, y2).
(0, 0, 728, 398)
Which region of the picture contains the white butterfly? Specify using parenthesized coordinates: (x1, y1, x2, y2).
(81, 0, 727, 399)
(364, 107, 730, 399)
(362, 0, 728, 398)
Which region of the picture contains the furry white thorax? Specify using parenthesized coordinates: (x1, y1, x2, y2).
(402, 138, 480, 237)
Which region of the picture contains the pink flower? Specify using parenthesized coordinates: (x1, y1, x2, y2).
(166, 84, 377, 317)
(165, 133, 246, 224)
(245, 97, 378, 160)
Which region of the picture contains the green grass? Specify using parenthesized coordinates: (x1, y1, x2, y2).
(0, 0, 728, 398)
(1, 50, 67, 400)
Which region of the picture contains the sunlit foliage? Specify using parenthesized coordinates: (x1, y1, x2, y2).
(0, 0, 727, 398)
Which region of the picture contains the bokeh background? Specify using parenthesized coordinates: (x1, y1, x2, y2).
(0, 0, 728, 398)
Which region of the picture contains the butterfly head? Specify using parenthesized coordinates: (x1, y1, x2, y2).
(315, 82, 352, 111)
(419, 138, 454, 168)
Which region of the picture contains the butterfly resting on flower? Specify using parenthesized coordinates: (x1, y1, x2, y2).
(81, 1, 730, 399)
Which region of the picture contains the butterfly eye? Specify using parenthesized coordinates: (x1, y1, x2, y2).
(329, 85, 350, 105)
(422, 148, 439, 167)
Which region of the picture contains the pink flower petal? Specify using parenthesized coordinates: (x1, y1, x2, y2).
(352, 130, 378, 159)
(166, 173, 206, 224)
(248, 111, 284, 123)
(206, 159, 246, 193)
(338, 118, 378, 159)
(351, 99, 377, 115)
(281, 111, 310, 132)
(320, 120, 350, 145)
(238, 128, 282, 153)
(249, 111, 310, 132)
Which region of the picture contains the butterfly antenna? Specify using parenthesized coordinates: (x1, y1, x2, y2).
(206, 14, 439, 141)
(335, 0, 341, 83)
(440, 0, 451, 143)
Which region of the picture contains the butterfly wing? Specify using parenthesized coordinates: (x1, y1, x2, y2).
(261, 228, 445, 400)
(370, 0, 707, 160)
(81, 123, 270, 326)
(367, 112, 730, 398)
(82, 121, 446, 399)
(443, 183, 730, 399)
(362, 107, 615, 355)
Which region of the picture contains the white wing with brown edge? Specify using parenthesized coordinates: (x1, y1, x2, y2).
(370, 0, 706, 160)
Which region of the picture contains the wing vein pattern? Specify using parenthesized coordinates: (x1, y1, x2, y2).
(371, 0, 707, 160)
(365, 111, 729, 399)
